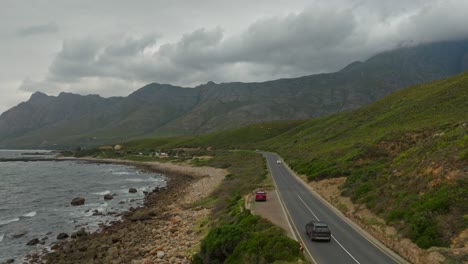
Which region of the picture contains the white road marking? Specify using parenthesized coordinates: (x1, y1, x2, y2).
(298, 194, 321, 221)
(298, 194, 361, 264)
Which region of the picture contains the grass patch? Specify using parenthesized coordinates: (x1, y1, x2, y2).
(360, 217, 384, 226)
(336, 202, 349, 213)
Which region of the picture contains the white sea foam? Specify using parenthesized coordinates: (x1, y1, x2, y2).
(93, 190, 111, 195)
(124, 178, 158, 183)
(0, 217, 20, 226)
(22, 211, 37, 217)
(112, 171, 132, 175)
(95, 203, 108, 211)
(85, 203, 101, 207)
(0, 233, 4, 242)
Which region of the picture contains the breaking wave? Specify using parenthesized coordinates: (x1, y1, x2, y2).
(93, 190, 111, 195)
(0, 218, 20, 226)
(22, 211, 36, 218)
(124, 178, 159, 183)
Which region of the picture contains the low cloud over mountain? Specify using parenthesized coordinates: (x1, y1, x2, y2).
(2, 0, 468, 113)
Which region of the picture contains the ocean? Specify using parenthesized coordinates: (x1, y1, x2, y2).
(0, 150, 166, 262)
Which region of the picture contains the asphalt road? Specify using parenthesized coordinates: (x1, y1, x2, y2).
(263, 152, 405, 264)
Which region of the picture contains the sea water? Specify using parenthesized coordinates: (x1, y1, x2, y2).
(0, 150, 166, 261)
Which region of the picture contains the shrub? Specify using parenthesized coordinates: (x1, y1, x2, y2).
(225, 232, 300, 264)
(198, 225, 245, 264)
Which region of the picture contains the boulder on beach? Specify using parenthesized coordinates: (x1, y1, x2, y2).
(92, 210, 103, 216)
(71, 197, 85, 206)
(129, 210, 151, 221)
(57, 233, 69, 240)
(51, 243, 61, 250)
(71, 228, 88, 238)
(104, 194, 114, 200)
(26, 238, 40, 246)
(129, 188, 137, 193)
(111, 235, 120, 243)
(157, 251, 166, 259)
(76, 228, 88, 237)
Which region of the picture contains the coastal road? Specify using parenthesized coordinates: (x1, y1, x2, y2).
(263, 152, 406, 264)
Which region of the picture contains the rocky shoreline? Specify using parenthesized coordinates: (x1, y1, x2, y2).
(16, 159, 227, 264)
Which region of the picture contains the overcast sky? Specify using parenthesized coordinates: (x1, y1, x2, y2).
(1, 0, 468, 114)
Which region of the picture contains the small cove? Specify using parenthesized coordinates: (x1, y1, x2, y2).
(0, 150, 166, 262)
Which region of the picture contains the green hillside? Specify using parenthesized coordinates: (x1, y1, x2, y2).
(263, 72, 468, 249)
(266, 70, 467, 169)
(123, 119, 306, 151)
(111, 71, 467, 250)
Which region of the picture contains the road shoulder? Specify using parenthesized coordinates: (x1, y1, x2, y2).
(247, 190, 295, 239)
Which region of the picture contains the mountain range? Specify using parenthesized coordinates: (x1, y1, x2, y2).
(1, 39, 468, 148)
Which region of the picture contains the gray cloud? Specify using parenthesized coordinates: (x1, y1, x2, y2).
(13, 0, 468, 104)
(18, 22, 59, 37)
(48, 35, 159, 82)
(397, 1, 468, 44)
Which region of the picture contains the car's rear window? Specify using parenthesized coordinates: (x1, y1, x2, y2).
(315, 227, 329, 232)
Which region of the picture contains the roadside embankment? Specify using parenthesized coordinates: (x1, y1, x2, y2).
(309, 177, 467, 264)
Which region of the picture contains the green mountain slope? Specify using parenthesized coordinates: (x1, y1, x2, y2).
(124, 119, 307, 151)
(120, 71, 468, 250)
(263, 73, 468, 248)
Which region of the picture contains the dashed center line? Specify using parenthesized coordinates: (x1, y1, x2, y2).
(297, 194, 361, 264)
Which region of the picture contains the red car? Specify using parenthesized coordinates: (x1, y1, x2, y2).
(255, 191, 267, 201)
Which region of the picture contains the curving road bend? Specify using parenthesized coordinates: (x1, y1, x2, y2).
(263, 152, 407, 264)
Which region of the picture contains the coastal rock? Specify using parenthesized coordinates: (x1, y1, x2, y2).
(104, 194, 114, 200)
(157, 251, 166, 259)
(51, 243, 61, 250)
(92, 209, 103, 216)
(57, 233, 69, 240)
(129, 188, 137, 193)
(78, 245, 87, 252)
(108, 246, 119, 257)
(26, 238, 40, 245)
(129, 210, 151, 221)
(71, 197, 85, 206)
(76, 227, 88, 237)
(71, 227, 88, 238)
(1, 259, 15, 264)
(171, 215, 182, 223)
(111, 235, 121, 243)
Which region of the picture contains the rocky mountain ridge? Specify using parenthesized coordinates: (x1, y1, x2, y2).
(1, 39, 468, 148)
